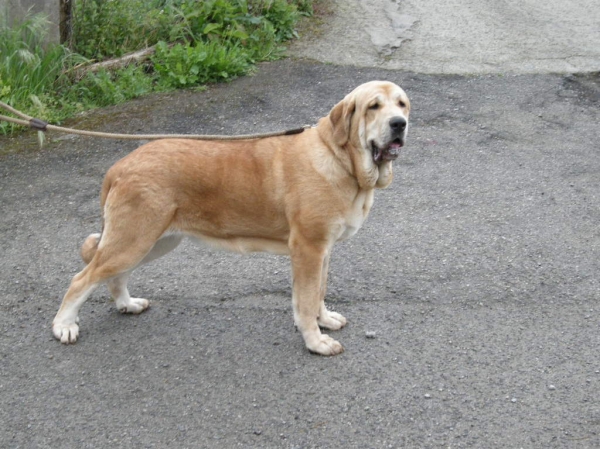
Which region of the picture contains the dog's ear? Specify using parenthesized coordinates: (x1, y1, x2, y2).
(328, 95, 356, 147)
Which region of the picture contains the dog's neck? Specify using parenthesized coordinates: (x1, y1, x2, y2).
(318, 117, 389, 190)
(316, 117, 367, 189)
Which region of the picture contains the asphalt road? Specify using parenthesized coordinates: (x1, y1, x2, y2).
(1, 4, 600, 449)
(2, 61, 599, 448)
(291, 0, 600, 74)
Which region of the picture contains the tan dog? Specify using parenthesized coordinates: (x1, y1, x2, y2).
(52, 81, 410, 355)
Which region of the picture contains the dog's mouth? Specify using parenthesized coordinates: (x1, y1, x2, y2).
(371, 138, 403, 164)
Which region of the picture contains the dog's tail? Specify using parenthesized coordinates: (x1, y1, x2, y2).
(81, 166, 113, 264)
(80, 232, 101, 264)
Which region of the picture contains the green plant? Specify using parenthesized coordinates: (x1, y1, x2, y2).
(69, 0, 306, 88)
(293, 0, 314, 16)
(65, 65, 156, 108)
(177, 0, 245, 41)
(152, 40, 249, 88)
(0, 13, 85, 133)
(257, 0, 300, 41)
(0, 1, 314, 137)
(71, 0, 179, 60)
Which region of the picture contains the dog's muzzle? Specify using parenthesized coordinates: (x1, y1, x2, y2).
(371, 116, 407, 164)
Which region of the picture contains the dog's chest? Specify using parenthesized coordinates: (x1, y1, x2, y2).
(337, 190, 375, 241)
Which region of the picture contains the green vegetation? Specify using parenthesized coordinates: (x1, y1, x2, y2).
(0, 14, 85, 134)
(0, 0, 313, 135)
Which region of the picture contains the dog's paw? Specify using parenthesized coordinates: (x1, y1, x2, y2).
(318, 310, 347, 331)
(305, 334, 344, 356)
(116, 297, 150, 314)
(53, 321, 80, 344)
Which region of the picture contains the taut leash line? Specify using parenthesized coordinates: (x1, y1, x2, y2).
(0, 101, 307, 141)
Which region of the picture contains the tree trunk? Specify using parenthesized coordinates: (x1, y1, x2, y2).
(59, 0, 72, 45)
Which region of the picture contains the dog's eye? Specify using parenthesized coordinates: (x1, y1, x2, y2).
(399, 101, 406, 108)
(369, 103, 380, 110)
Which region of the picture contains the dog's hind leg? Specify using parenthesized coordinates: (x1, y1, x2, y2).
(107, 234, 183, 314)
(317, 252, 347, 331)
(52, 270, 100, 344)
(53, 193, 176, 344)
(107, 271, 148, 315)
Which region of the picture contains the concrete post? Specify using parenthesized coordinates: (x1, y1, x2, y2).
(0, 0, 61, 45)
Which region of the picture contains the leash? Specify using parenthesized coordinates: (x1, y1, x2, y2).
(0, 100, 307, 141)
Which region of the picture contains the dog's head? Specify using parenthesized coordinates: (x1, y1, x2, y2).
(323, 81, 410, 189)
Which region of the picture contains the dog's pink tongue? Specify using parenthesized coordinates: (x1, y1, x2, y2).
(383, 143, 402, 161)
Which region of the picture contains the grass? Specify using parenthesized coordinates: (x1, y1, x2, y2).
(0, 0, 313, 136)
(0, 14, 87, 134)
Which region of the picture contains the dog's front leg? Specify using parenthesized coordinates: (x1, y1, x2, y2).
(317, 252, 347, 331)
(290, 238, 344, 356)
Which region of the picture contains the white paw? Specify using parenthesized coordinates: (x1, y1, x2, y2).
(318, 310, 347, 330)
(53, 321, 80, 344)
(116, 297, 150, 314)
(305, 333, 344, 356)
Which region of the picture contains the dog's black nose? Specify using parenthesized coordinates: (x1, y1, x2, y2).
(389, 117, 407, 132)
